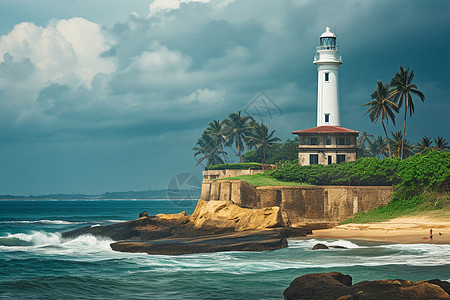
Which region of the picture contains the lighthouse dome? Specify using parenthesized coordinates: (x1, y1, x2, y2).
(319, 27, 336, 49)
(320, 27, 336, 38)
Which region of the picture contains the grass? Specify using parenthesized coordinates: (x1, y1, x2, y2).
(218, 173, 305, 186)
(340, 192, 450, 224)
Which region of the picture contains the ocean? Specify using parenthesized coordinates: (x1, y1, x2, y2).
(1, 200, 449, 299)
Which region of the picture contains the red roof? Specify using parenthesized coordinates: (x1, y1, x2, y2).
(292, 126, 359, 134)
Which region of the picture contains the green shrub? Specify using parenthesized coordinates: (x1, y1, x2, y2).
(207, 163, 270, 170)
(269, 151, 449, 190)
(270, 156, 400, 186)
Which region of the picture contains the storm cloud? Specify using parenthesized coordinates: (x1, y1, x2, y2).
(0, 0, 448, 194)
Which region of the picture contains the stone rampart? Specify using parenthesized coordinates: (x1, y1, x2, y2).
(201, 180, 393, 226)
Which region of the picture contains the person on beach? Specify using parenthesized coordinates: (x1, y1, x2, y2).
(430, 229, 433, 239)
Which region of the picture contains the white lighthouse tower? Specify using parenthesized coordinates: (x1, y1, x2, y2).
(313, 27, 342, 127)
(292, 27, 358, 166)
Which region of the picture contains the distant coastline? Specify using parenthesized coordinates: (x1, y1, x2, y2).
(0, 189, 201, 201)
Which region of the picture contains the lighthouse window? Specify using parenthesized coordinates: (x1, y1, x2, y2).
(324, 114, 330, 123)
(338, 137, 346, 145)
(325, 73, 329, 82)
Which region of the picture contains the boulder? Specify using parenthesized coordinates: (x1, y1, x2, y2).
(312, 243, 348, 250)
(139, 211, 150, 218)
(190, 199, 284, 231)
(284, 272, 352, 300)
(312, 243, 329, 250)
(284, 272, 450, 300)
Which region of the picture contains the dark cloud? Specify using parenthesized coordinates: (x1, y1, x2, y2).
(0, 0, 448, 194)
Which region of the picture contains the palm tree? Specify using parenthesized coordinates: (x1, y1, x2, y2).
(415, 136, 433, 153)
(434, 136, 449, 151)
(193, 132, 226, 167)
(357, 131, 375, 149)
(390, 67, 425, 159)
(364, 80, 399, 158)
(245, 122, 281, 163)
(223, 111, 254, 163)
(389, 131, 413, 158)
(357, 131, 375, 157)
(368, 136, 387, 159)
(205, 120, 228, 163)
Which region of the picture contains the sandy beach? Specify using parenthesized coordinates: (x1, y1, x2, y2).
(304, 211, 450, 244)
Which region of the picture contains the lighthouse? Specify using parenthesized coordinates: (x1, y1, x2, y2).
(314, 27, 342, 127)
(292, 27, 358, 166)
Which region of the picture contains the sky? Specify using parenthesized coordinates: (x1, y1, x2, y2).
(0, 0, 449, 195)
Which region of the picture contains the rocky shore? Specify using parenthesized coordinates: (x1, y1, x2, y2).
(63, 199, 312, 255)
(284, 272, 450, 300)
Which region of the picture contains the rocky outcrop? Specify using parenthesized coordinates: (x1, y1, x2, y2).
(312, 243, 348, 250)
(312, 243, 329, 250)
(63, 199, 311, 255)
(284, 272, 450, 300)
(190, 199, 284, 231)
(110, 229, 289, 255)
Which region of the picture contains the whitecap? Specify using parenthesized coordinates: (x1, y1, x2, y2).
(1, 220, 84, 225)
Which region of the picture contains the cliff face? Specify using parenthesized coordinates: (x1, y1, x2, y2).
(201, 180, 393, 226)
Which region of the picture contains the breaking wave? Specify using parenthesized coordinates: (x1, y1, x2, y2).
(0, 231, 114, 256)
(1, 220, 85, 225)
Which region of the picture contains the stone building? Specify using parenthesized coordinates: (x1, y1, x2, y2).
(292, 125, 358, 165)
(292, 27, 358, 166)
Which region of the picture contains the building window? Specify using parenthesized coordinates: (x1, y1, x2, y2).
(310, 154, 319, 165)
(337, 154, 346, 164)
(325, 72, 329, 82)
(338, 137, 346, 145)
(326, 138, 331, 145)
(328, 156, 332, 165)
(324, 113, 330, 123)
(310, 138, 318, 145)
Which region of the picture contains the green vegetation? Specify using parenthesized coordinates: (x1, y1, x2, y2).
(362, 66, 425, 160)
(390, 66, 425, 159)
(193, 111, 282, 167)
(341, 193, 450, 224)
(269, 156, 400, 186)
(342, 151, 449, 223)
(243, 138, 298, 164)
(219, 173, 305, 186)
(364, 79, 399, 158)
(266, 151, 449, 223)
(207, 162, 268, 170)
(269, 150, 448, 189)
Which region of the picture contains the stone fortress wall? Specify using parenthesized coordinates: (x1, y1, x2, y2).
(201, 180, 393, 226)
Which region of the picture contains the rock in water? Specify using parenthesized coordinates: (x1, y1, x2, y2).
(139, 211, 150, 218)
(284, 272, 352, 300)
(284, 272, 450, 300)
(329, 245, 348, 249)
(312, 243, 329, 250)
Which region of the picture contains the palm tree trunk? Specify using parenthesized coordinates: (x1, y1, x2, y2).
(382, 121, 391, 158)
(401, 94, 408, 160)
(237, 139, 241, 163)
(221, 145, 227, 164)
(263, 147, 266, 163)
